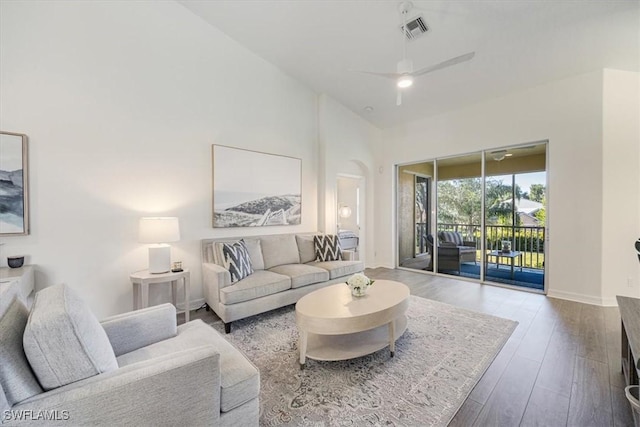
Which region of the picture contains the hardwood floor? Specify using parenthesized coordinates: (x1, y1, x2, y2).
(184, 267, 634, 426)
(366, 267, 633, 426)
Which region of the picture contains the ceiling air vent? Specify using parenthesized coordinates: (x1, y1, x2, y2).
(401, 15, 428, 40)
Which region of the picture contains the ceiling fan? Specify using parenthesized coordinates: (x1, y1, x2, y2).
(354, 1, 475, 106)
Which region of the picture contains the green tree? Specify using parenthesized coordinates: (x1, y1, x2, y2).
(437, 178, 482, 226)
(415, 179, 428, 223)
(436, 177, 521, 227)
(485, 179, 523, 225)
(530, 184, 545, 203)
(534, 208, 546, 225)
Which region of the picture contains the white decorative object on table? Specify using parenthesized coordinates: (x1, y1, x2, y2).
(346, 273, 374, 297)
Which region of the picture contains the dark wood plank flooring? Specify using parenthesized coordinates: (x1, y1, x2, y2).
(184, 267, 634, 426)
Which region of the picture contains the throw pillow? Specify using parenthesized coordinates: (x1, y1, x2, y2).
(243, 238, 265, 271)
(314, 234, 343, 262)
(296, 235, 316, 264)
(23, 284, 118, 391)
(439, 231, 464, 246)
(221, 239, 254, 283)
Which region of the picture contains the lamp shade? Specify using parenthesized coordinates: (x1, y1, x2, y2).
(138, 217, 180, 243)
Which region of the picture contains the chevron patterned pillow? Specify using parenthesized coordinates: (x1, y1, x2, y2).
(314, 234, 343, 262)
(221, 239, 254, 283)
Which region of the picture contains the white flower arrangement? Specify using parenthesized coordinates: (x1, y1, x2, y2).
(346, 273, 375, 296)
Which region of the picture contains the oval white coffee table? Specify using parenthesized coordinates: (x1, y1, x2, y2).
(295, 280, 410, 368)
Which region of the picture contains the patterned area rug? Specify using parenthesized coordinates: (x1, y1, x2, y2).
(207, 296, 517, 426)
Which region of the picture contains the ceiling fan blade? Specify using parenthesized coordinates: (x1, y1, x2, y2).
(397, 90, 402, 106)
(411, 52, 475, 77)
(349, 69, 402, 79)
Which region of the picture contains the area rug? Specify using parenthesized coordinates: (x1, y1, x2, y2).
(207, 296, 517, 426)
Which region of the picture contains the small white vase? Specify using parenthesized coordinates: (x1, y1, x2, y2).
(350, 285, 368, 297)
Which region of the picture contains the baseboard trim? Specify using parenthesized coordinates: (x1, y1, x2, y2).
(547, 290, 616, 307)
(372, 263, 395, 269)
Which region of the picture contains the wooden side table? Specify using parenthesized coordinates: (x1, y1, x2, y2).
(130, 269, 190, 322)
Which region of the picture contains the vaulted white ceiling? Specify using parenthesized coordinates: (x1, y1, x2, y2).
(179, 0, 640, 128)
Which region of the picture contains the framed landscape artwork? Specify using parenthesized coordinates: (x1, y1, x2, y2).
(212, 145, 301, 228)
(0, 131, 29, 236)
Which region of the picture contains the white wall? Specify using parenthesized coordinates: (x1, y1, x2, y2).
(0, 1, 320, 318)
(377, 70, 619, 305)
(601, 69, 640, 303)
(318, 94, 380, 268)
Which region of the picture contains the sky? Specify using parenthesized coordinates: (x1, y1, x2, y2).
(213, 145, 301, 209)
(492, 171, 546, 195)
(515, 171, 546, 195)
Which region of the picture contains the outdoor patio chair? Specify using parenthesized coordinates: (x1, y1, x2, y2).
(426, 233, 477, 275)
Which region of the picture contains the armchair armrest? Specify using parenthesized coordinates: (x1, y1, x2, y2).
(202, 263, 231, 309)
(100, 304, 177, 356)
(10, 346, 221, 426)
(462, 240, 477, 248)
(439, 241, 457, 248)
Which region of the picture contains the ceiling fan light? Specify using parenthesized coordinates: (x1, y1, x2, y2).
(397, 75, 413, 88)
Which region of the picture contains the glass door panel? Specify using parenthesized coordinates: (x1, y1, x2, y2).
(397, 162, 434, 272)
(484, 144, 547, 290)
(435, 153, 482, 279)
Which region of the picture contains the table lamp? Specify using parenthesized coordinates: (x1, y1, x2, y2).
(138, 217, 180, 274)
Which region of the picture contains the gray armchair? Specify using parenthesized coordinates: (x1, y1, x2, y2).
(0, 283, 259, 426)
(426, 232, 477, 274)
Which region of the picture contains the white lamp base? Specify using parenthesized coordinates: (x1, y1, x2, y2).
(148, 245, 171, 274)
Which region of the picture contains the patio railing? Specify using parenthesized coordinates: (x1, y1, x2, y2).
(416, 222, 545, 269)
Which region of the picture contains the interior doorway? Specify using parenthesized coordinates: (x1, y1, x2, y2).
(337, 175, 364, 263)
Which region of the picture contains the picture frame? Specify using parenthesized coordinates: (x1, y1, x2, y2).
(0, 131, 29, 236)
(212, 145, 302, 228)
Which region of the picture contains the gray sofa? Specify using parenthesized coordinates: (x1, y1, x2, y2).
(202, 233, 364, 333)
(0, 282, 259, 426)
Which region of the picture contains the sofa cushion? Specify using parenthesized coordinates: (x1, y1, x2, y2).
(211, 239, 264, 271)
(260, 234, 300, 269)
(117, 320, 259, 413)
(243, 239, 265, 270)
(220, 240, 254, 284)
(307, 260, 364, 279)
(295, 235, 316, 264)
(219, 270, 291, 305)
(0, 291, 43, 406)
(439, 231, 464, 246)
(268, 264, 329, 289)
(23, 284, 118, 391)
(314, 234, 343, 261)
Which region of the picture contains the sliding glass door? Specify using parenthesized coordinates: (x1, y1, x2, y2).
(396, 142, 547, 292)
